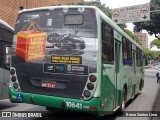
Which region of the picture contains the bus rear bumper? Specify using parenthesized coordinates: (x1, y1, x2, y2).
(9, 87, 101, 116)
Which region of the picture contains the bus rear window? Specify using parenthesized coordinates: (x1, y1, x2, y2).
(15, 8, 97, 38)
(64, 14, 83, 25)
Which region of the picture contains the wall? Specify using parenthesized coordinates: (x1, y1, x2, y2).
(0, 0, 82, 28)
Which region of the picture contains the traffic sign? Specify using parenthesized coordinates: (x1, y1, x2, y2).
(112, 3, 150, 24)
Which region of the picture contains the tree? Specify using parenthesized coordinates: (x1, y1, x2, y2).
(124, 29, 141, 45)
(154, 51, 160, 61)
(119, 24, 127, 30)
(150, 38, 160, 48)
(143, 48, 157, 60)
(68, 0, 111, 17)
(133, 0, 160, 39)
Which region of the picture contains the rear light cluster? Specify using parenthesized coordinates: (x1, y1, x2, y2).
(10, 68, 20, 91)
(87, 83, 94, 90)
(10, 69, 15, 75)
(89, 75, 96, 82)
(83, 75, 97, 98)
(11, 76, 16, 82)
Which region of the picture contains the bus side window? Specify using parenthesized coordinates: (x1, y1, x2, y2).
(122, 38, 132, 66)
(5, 46, 12, 69)
(123, 51, 127, 65)
(101, 22, 114, 63)
(122, 38, 127, 65)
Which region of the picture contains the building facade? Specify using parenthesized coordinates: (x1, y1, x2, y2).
(0, 0, 82, 28)
(134, 32, 148, 48)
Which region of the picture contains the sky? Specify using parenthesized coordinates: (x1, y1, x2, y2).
(85, 0, 157, 50)
(100, 0, 150, 9)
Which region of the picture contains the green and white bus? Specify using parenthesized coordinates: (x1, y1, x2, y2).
(9, 6, 144, 116)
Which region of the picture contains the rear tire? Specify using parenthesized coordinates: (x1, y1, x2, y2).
(46, 107, 60, 112)
(139, 81, 143, 91)
(119, 89, 127, 114)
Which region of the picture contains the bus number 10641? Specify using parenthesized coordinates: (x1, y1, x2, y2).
(65, 101, 83, 109)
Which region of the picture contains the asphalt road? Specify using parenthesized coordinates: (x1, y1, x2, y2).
(0, 68, 159, 120)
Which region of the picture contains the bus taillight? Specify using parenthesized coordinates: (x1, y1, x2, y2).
(84, 90, 91, 98)
(13, 82, 19, 89)
(11, 76, 16, 82)
(89, 106, 96, 110)
(89, 75, 96, 82)
(10, 69, 15, 75)
(87, 83, 94, 90)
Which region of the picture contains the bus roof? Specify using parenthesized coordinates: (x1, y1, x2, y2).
(19, 5, 98, 13)
(0, 19, 14, 32)
(19, 5, 142, 50)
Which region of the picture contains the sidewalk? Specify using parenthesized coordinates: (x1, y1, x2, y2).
(151, 85, 160, 120)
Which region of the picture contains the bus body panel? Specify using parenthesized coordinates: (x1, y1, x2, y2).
(9, 6, 144, 116)
(11, 7, 98, 100)
(9, 88, 101, 116)
(101, 64, 116, 112)
(99, 10, 144, 115)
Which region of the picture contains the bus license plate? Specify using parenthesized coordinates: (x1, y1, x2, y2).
(42, 81, 56, 88)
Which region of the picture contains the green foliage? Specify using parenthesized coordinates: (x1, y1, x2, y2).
(133, 0, 160, 39)
(150, 38, 160, 48)
(124, 29, 141, 45)
(68, 0, 111, 17)
(143, 48, 157, 60)
(154, 51, 160, 61)
(118, 24, 127, 30)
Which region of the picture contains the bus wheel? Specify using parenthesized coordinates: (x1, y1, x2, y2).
(139, 80, 143, 91)
(46, 107, 60, 112)
(119, 89, 127, 113)
(138, 81, 143, 95)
